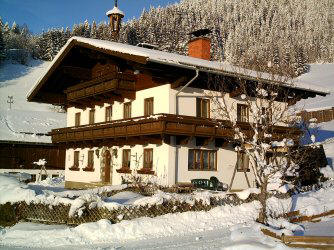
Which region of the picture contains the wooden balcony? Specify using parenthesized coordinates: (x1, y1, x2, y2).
(50, 114, 301, 147)
(64, 70, 136, 108)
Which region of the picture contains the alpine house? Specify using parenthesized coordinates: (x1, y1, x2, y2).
(27, 2, 329, 189)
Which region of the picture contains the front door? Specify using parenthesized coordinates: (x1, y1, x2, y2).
(104, 150, 111, 183)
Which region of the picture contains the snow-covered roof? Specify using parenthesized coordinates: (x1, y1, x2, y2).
(106, 6, 125, 17)
(28, 37, 330, 101)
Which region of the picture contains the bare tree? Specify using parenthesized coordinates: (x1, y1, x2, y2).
(207, 66, 302, 224)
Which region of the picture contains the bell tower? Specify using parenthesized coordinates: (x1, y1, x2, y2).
(106, 0, 125, 39)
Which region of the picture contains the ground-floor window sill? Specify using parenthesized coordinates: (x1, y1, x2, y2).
(82, 167, 95, 172)
(188, 169, 217, 172)
(237, 169, 250, 172)
(69, 166, 80, 171)
(116, 168, 132, 174)
(137, 168, 155, 175)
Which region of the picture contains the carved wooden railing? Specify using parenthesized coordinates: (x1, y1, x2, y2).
(64, 70, 136, 103)
(50, 114, 301, 144)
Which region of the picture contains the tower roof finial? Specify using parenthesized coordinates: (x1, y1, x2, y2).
(115, 0, 118, 7)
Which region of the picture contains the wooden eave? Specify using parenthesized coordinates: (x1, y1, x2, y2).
(27, 39, 149, 105)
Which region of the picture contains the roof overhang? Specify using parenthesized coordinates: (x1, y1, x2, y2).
(27, 37, 330, 105)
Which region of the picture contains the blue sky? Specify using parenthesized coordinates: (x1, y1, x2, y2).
(0, 0, 180, 34)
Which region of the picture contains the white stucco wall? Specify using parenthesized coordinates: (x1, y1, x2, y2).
(175, 138, 256, 190)
(64, 83, 287, 188)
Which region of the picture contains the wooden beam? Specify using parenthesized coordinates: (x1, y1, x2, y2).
(229, 87, 244, 98)
(171, 76, 187, 89)
(114, 90, 136, 100)
(37, 92, 66, 105)
(61, 66, 91, 80)
(176, 136, 193, 146)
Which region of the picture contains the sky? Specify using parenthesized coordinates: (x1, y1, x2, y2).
(0, 0, 180, 34)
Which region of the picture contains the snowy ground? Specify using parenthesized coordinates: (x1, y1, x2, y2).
(1, 62, 333, 249)
(295, 63, 334, 111)
(1, 174, 334, 249)
(0, 60, 66, 143)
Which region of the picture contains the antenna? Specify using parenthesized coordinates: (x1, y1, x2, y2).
(115, 0, 118, 7)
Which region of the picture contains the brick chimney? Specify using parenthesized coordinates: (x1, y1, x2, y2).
(188, 29, 212, 60)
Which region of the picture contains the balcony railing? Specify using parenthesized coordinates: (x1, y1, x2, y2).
(50, 114, 301, 144)
(64, 71, 136, 106)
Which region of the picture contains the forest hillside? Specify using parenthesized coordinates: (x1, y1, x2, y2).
(1, 0, 333, 76)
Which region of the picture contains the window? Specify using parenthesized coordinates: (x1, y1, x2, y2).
(237, 104, 249, 122)
(105, 106, 112, 122)
(30, 174, 36, 182)
(144, 97, 154, 116)
(74, 151, 79, 167)
(196, 98, 210, 118)
(88, 150, 94, 168)
(188, 149, 216, 171)
(75, 112, 81, 126)
(122, 149, 131, 168)
(89, 109, 95, 124)
(261, 107, 272, 124)
(237, 152, 250, 172)
(143, 148, 153, 169)
(124, 102, 132, 119)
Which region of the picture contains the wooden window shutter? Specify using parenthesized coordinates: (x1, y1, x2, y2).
(105, 106, 112, 122)
(196, 98, 201, 117)
(144, 98, 154, 116)
(88, 150, 94, 167)
(89, 109, 95, 124)
(124, 102, 131, 119)
(122, 149, 131, 168)
(74, 151, 79, 167)
(144, 149, 153, 169)
(75, 112, 81, 126)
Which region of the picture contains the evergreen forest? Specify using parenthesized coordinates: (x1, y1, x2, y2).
(1, 0, 333, 76)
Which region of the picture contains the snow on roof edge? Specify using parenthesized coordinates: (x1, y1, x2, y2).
(27, 36, 330, 102)
(106, 6, 125, 17)
(26, 37, 76, 101)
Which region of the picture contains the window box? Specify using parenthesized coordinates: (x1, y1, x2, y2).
(116, 167, 132, 174)
(83, 165, 95, 172)
(137, 168, 155, 175)
(69, 166, 80, 171)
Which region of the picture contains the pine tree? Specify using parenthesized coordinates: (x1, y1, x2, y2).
(91, 21, 97, 39)
(0, 23, 6, 63)
(83, 20, 90, 38)
(11, 21, 19, 34)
